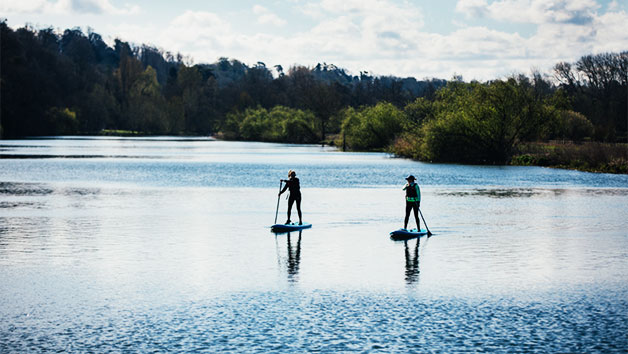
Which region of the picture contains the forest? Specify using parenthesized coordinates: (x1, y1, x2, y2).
(1, 22, 627, 172)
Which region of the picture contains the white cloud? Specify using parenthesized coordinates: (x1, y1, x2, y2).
(455, 0, 489, 18)
(444, 26, 527, 59)
(455, 0, 600, 25)
(253, 5, 286, 26)
(297, 0, 425, 59)
(608, 1, 620, 11)
(90, 0, 628, 81)
(72, 0, 140, 15)
(592, 9, 628, 53)
(135, 10, 235, 60)
(446, 0, 628, 78)
(0, 0, 65, 14)
(0, 0, 139, 15)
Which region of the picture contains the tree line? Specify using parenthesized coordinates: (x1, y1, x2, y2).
(1, 22, 627, 166)
(0, 22, 445, 140)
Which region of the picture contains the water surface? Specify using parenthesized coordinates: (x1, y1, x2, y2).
(1, 137, 627, 352)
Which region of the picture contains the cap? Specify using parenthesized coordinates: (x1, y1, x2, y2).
(405, 175, 416, 181)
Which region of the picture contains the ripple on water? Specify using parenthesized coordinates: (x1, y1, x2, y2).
(1, 290, 626, 353)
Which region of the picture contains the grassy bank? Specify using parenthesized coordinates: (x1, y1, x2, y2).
(510, 142, 628, 174)
(99, 129, 141, 136)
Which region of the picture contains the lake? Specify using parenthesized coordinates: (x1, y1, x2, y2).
(1, 137, 627, 352)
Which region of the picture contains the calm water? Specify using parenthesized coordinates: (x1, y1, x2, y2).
(1, 137, 627, 352)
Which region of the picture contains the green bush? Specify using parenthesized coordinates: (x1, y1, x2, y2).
(563, 110, 594, 142)
(222, 106, 318, 143)
(399, 78, 554, 164)
(339, 102, 405, 151)
(45, 107, 79, 135)
(512, 142, 628, 173)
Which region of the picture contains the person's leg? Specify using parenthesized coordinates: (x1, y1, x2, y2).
(296, 197, 302, 224)
(287, 197, 294, 223)
(413, 202, 420, 230)
(404, 202, 412, 229)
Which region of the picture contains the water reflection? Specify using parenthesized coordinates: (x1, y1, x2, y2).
(274, 231, 303, 283)
(0, 182, 53, 196)
(404, 238, 420, 285)
(0, 154, 149, 159)
(438, 187, 628, 198)
(440, 188, 538, 198)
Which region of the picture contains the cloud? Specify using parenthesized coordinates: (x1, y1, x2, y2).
(110, 1, 628, 81)
(608, 1, 620, 12)
(455, 0, 600, 25)
(0, 0, 64, 14)
(125, 10, 235, 58)
(443, 26, 527, 59)
(455, 0, 489, 18)
(297, 0, 425, 59)
(591, 9, 628, 53)
(166, 11, 235, 52)
(253, 5, 286, 26)
(0, 0, 139, 15)
(70, 0, 140, 15)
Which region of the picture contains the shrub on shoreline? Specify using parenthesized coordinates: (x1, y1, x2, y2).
(221, 106, 319, 144)
(337, 103, 405, 151)
(511, 142, 628, 173)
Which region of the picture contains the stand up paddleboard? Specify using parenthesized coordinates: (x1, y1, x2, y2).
(390, 228, 428, 240)
(271, 222, 312, 233)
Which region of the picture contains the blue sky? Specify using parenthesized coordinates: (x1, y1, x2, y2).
(2, 0, 627, 80)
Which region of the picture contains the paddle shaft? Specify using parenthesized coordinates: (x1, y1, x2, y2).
(418, 207, 432, 236)
(274, 180, 282, 224)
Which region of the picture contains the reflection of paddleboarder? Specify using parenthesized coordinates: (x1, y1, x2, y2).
(286, 231, 302, 283)
(403, 175, 421, 230)
(279, 170, 302, 225)
(404, 239, 420, 285)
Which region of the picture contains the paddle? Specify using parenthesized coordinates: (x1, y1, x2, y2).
(418, 207, 433, 236)
(274, 180, 282, 225)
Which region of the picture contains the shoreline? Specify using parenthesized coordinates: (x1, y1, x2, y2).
(508, 142, 628, 174)
(2, 134, 626, 174)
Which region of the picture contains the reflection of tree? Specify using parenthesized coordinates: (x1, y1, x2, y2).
(404, 239, 420, 285)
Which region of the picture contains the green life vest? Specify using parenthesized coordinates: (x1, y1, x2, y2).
(405, 182, 420, 202)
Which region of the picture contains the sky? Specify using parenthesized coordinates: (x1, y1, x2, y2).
(2, 0, 628, 81)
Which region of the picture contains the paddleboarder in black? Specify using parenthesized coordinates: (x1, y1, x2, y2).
(403, 175, 421, 230)
(279, 170, 302, 225)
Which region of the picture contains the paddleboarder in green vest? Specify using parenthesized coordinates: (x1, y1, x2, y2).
(279, 170, 302, 225)
(403, 175, 421, 230)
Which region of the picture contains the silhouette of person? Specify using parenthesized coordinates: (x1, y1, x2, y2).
(403, 175, 421, 230)
(279, 170, 302, 225)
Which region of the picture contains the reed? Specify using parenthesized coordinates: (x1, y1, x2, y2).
(511, 142, 628, 174)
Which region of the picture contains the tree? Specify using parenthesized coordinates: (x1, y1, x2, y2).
(340, 102, 405, 150)
(127, 66, 168, 133)
(44, 107, 79, 134)
(554, 52, 628, 141)
(223, 106, 318, 143)
(560, 110, 594, 142)
(419, 78, 552, 163)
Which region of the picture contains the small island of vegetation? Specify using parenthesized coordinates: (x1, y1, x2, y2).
(1, 22, 626, 173)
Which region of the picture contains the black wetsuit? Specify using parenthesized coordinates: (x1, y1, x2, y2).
(404, 182, 421, 229)
(281, 177, 302, 223)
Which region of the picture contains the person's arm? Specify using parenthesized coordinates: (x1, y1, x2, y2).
(279, 180, 289, 195)
(415, 184, 421, 202)
(403, 183, 409, 190)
